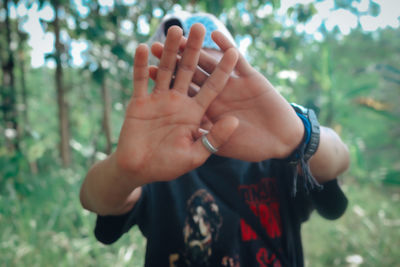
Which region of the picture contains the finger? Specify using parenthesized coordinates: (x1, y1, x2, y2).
(200, 116, 213, 132)
(151, 66, 200, 96)
(178, 37, 188, 52)
(150, 42, 163, 59)
(150, 64, 178, 89)
(151, 37, 187, 60)
(193, 114, 213, 140)
(197, 49, 219, 74)
(133, 44, 149, 98)
(191, 116, 239, 166)
(211, 31, 253, 76)
(152, 40, 209, 87)
(188, 83, 200, 97)
(173, 23, 205, 94)
(151, 65, 199, 96)
(149, 63, 209, 88)
(195, 48, 238, 110)
(154, 26, 182, 93)
(192, 64, 209, 87)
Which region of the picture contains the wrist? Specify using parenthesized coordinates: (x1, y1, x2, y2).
(289, 112, 306, 156)
(82, 153, 142, 215)
(113, 151, 148, 189)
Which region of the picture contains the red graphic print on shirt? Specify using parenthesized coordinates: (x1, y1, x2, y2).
(256, 248, 282, 267)
(238, 177, 282, 241)
(238, 178, 283, 266)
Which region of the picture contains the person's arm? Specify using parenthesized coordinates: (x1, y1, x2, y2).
(309, 126, 350, 184)
(80, 153, 142, 216)
(79, 24, 239, 216)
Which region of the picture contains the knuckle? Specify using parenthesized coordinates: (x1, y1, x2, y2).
(134, 73, 147, 81)
(157, 64, 172, 73)
(195, 97, 207, 110)
(178, 63, 196, 73)
(204, 79, 219, 94)
(163, 45, 178, 54)
(217, 63, 232, 75)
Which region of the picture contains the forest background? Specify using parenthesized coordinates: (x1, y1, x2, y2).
(0, 0, 399, 266)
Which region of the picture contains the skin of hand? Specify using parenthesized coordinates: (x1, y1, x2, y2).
(80, 24, 239, 215)
(150, 31, 350, 182)
(151, 31, 304, 162)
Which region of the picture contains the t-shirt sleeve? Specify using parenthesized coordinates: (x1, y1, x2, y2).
(275, 160, 348, 222)
(94, 185, 147, 245)
(292, 178, 348, 223)
(310, 178, 348, 220)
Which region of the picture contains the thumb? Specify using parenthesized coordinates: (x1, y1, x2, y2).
(192, 115, 239, 165)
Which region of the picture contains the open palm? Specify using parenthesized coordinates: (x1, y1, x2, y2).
(115, 24, 239, 186)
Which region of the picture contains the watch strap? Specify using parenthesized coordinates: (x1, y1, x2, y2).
(290, 103, 320, 161)
(284, 103, 323, 195)
(303, 108, 320, 161)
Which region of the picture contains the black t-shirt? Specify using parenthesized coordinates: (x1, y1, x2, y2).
(94, 156, 348, 267)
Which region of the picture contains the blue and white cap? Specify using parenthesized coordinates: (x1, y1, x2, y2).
(148, 11, 236, 50)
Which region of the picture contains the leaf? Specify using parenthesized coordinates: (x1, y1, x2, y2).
(271, 0, 281, 9)
(383, 170, 400, 186)
(111, 43, 125, 59)
(92, 67, 104, 85)
(345, 85, 375, 97)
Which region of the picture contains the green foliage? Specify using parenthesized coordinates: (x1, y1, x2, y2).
(303, 179, 400, 266)
(1, 0, 399, 266)
(0, 166, 146, 267)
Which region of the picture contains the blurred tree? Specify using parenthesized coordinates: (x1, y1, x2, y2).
(17, 26, 29, 132)
(16, 2, 38, 173)
(0, 0, 19, 152)
(54, 0, 71, 167)
(40, 0, 73, 167)
(72, 0, 131, 155)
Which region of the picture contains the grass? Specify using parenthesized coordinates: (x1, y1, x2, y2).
(0, 166, 146, 267)
(1, 165, 399, 266)
(303, 179, 400, 267)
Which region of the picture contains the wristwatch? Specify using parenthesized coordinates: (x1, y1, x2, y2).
(290, 103, 320, 161)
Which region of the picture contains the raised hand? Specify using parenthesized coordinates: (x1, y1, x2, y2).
(151, 32, 304, 162)
(115, 24, 239, 186)
(197, 31, 305, 161)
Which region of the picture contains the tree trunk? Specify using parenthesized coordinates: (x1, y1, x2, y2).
(54, 2, 71, 167)
(1, 0, 19, 151)
(18, 42, 28, 127)
(101, 74, 112, 154)
(18, 29, 38, 174)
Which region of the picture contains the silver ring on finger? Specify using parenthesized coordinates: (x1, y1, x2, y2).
(201, 134, 218, 154)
